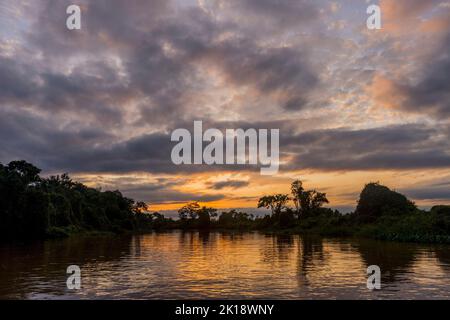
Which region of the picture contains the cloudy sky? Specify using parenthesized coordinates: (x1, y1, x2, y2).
(0, 0, 449, 213)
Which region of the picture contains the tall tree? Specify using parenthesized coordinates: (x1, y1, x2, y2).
(178, 202, 201, 220)
(291, 180, 304, 214)
(290, 180, 329, 218)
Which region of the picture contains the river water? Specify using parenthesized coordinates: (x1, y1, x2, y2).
(1, 231, 449, 299)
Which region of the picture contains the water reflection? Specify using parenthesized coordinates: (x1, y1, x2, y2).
(298, 236, 326, 273)
(261, 235, 295, 265)
(0, 231, 449, 299)
(435, 246, 450, 271)
(353, 240, 418, 285)
(0, 236, 132, 299)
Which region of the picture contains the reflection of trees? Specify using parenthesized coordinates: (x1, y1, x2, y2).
(198, 231, 211, 245)
(260, 234, 295, 265)
(296, 236, 325, 286)
(177, 230, 217, 253)
(0, 235, 133, 298)
(132, 234, 142, 257)
(219, 232, 245, 243)
(275, 235, 294, 261)
(260, 234, 325, 280)
(352, 239, 418, 283)
(178, 230, 195, 248)
(434, 246, 450, 272)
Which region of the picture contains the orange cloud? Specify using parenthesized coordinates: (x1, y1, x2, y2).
(380, 0, 448, 34)
(366, 74, 408, 110)
(419, 14, 450, 33)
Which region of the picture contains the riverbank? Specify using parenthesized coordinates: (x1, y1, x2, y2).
(7, 204, 450, 245)
(251, 209, 450, 244)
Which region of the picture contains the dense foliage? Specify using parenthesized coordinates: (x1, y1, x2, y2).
(354, 183, 416, 223)
(2, 161, 450, 243)
(0, 160, 155, 240)
(177, 180, 450, 244)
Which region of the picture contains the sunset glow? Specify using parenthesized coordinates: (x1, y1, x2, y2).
(1, 0, 449, 213)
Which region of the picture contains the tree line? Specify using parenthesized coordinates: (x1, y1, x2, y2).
(0, 160, 158, 240)
(1, 160, 450, 243)
(173, 180, 450, 243)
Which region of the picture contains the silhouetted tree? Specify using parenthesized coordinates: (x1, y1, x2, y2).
(177, 202, 217, 229)
(7, 160, 41, 185)
(197, 206, 217, 229)
(133, 201, 149, 215)
(0, 160, 157, 240)
(218, 210, 254, 229)
(257, 194, 290, 215)
(291, 180, 304, 214)
(178, 202, 201, 220)
(355, 182, 416, 223)
(290, 180, 329, 218)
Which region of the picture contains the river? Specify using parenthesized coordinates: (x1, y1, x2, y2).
(1, 231, 449, 299)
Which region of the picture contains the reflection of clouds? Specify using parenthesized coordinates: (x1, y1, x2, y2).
(2, 232, 450, 299)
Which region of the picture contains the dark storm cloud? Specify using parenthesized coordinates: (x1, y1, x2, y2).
(405, 34, 450, 118)
(3, 104, 449, 175)
(0, 108, 120, 171)
(283, 124, 450, 171)
(432, 181, 450, 188)
(401, 187, 450, 201)
(132, 10, 320, 122)
(0, 108, 270, 175)
(207, 41, 318, 111)
(117, 184, 225, 204)
(1, 0, 190, 126)
(0, 57, 38, 103)
(1, 0, 449, 189)
(0, 0, 323, 176)
(0, 55, 129, 125)
(208, 180, 250, 190)
(75, 176, 225, 204)
(223, 0, 319, 29)
(399, 177, 450, 202)
(26, 0, 170, 57)
(381, 33, 450, 119)
(2, 0, 320, 127)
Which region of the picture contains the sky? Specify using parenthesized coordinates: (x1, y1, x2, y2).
(0, 0, 449, 214)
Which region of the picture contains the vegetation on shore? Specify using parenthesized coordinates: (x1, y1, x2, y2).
(174, 180, 450, 243)
(0, 160, 156, 240)
(1, 160, 450, 243)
